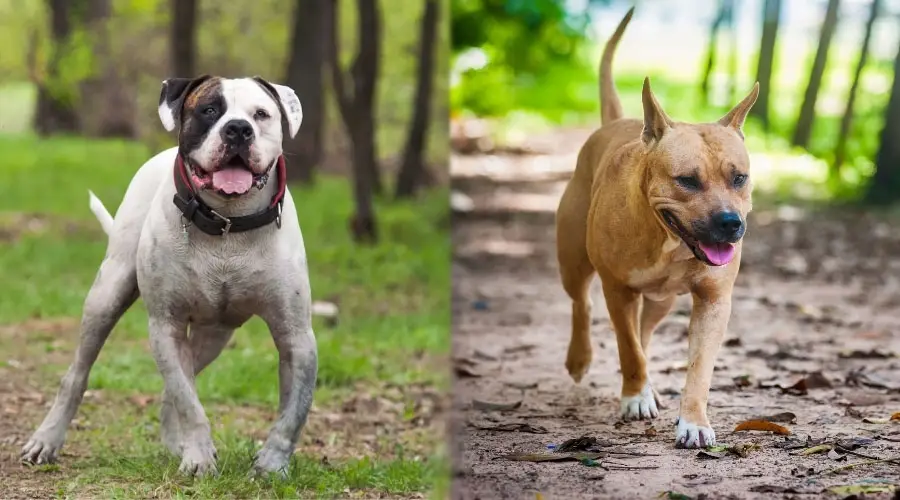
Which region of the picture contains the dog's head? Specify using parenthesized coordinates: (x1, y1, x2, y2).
(157, 76, 303, 197)
(640, 78, 759, 267)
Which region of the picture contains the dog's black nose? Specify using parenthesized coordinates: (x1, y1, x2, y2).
(712, 211, 744, 240)
(222, 120, 254, 144)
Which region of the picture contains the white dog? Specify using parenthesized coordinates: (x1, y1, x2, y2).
(21, 76, 317, 477)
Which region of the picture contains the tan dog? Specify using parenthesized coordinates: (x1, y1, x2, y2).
(555, 8, 758, 449)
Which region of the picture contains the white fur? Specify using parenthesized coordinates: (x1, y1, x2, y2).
(675, 417, 716, 449)
(23, 80, 317, 478)
(268, 83, 303, 139)
(620, 382, 658, 420)
(88, 190, 114, 236)
(158, 101, 176, 132)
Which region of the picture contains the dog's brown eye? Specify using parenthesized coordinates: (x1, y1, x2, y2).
(733, 174, 748, 188)
(254, 109, 270, 120)
(202, 106, 217, 117)
(675, 176, 701, 190)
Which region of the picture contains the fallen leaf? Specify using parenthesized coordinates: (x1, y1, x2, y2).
(705, 445, 729, 453)
(556, 435, 602, 453)
(826, 448, 846, 461)
(835, 437, 874, 450)
(696, 450, 724, 460)
(863, 417, 890, 424)
(728, 443, 760, 458)
(782, 371, 832, 395)
(754, 412, 797, 423)
(838, 349, 895, 359)
(580, 458, 601, 467)
(505, 381, 539, 390)
(645, 426, 658, 437)
(474, 422, 548, 434)
(734, 419, 791, 435)
(828, 484, 896, 496)
(472, 399, 522, 412)
(733, 375, 752, 388)
(892, 412, 900, 421)
(797, 444, 832, 456)
(454, 366, 482, 378)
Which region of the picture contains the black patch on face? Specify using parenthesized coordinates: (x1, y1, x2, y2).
(176, 78, 226, 163)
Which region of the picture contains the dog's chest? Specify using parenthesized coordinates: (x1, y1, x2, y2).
(626, 249, 694, 301)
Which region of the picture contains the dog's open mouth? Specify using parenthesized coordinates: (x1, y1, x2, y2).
(660, 210, 736, 267)
(189, 155, 269, 196)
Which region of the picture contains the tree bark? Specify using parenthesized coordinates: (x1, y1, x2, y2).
(865, 24, 900, 205)
(328, 0, 381, 243)
(750, 0, 782, 130)
(34, 0, 84, 136)
(77, 0, 138, 138)
(833, 0, 879, 175)
(283, 0, 326, 184)
(395, 0, 439, 199)
(792, 0, 841, 148)
(170, 0, 197, 77)
(700, 0, 728, 106)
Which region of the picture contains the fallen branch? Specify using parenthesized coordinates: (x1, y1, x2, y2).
(819, 456, 900, 475)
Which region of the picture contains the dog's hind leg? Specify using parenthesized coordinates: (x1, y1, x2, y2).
(557, 177, 596, 383)
(21, 257, 138, 464)
(159, 324, 236, 456)
(639, 295, 675, 409)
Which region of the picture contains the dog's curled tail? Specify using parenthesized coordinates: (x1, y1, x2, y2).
(88, 190, 114, 236)
(600, 7, 635, 125)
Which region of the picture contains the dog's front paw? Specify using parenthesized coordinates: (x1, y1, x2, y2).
(20, 428, 66, 465)
(179, 438, 218, 477)
(565, 347, 592, 383)
(252, 446, 290, 479)
(620, 383, 659, 420)
(674, 417, 715, 448)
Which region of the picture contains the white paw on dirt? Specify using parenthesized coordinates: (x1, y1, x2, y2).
(674, 417, 716, 448)
(619, 383, 659, 420)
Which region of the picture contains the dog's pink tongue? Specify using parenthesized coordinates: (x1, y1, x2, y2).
(211, 168, 253, 194)
(698, 242, 736, 266)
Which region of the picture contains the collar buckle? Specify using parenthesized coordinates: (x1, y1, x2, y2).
(209, 209, 233, 236)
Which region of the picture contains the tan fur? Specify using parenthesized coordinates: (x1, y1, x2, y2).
(555, 8, 759, 446)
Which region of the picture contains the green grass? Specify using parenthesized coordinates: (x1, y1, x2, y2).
(0, 134, 449, 498)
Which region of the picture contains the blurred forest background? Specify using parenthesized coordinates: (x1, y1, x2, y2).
(0, 0, 451, 498)
(451, 0, 900, 204)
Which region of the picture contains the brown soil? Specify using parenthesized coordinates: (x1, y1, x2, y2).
(450, 128, 900, 500)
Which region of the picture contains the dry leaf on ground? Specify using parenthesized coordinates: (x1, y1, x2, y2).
(734, 419, 791, 435)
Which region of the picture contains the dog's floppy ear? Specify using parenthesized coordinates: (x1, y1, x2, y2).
(717, 82, 760, 139)
(158, 75, 212, 132)
(252, 77, 303, 139)
(641, 77, 674, 145)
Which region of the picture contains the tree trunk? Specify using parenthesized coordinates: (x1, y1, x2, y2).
(283, 0, 325, 184)
(77, 0, 138, 138)
(395, 0, 439, 199)
(865, 26, 900, 205)
(34, 0, 83, 136)
(833, 0, 879, 176)
(750, 0, 782, 130)
(725, 0, 738, 103)
(699, 0, 728, 106)
(170, 0, 197, 77)
(329, 0, 381, 243)
(792, 0, 841, 148)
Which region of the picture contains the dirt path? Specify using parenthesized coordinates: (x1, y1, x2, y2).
(450, 129, 900, 500)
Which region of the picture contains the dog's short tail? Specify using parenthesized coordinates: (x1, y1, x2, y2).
(600, 7, 635, 125)
(88, 190, 114, 236)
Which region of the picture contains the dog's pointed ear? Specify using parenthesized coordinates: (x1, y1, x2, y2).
(252, 77, 303, 139)
(158, 75, 212, 132)
(641, 77, 673, 145)
(718, 82, 760, 139)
